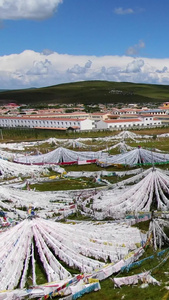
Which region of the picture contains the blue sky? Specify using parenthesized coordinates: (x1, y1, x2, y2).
(0, 0, 169, 89)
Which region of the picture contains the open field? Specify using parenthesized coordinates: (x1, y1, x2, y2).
(0, 80, 169, 105)
(1, 126, 169, 143)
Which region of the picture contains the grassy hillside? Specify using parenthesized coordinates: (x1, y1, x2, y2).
(0, 80, 169, 105)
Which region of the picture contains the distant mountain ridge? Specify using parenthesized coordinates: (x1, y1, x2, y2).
(0, 89, 10, 92)
(0, 80, 168, 105)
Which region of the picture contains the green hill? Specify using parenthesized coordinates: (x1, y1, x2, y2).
(0, 80, 169, 105)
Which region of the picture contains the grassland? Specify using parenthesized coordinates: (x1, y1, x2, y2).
(0, 80, 169, 105)
(3, 127, 169, 299)
(50, 241, 169, 300)
(2, 126, 169, 144)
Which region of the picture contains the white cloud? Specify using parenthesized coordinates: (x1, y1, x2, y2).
(126, 40, 145, 56)
(27, 59, 51, 75)
(0, 0, 63, 20)
(41, 49, 55, 56)
(114, 7, 134, 15)
(0, 50, 169, 89)
(156, 66, 168, 73)
(67, 60, 92, 74)
(85, 60, 92, 68)
(126, 59, 144, 73)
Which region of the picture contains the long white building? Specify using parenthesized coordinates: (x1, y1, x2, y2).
(96, 116, 161, 130)
(0, 115, 162, 131)
(0, 116, 94, 131)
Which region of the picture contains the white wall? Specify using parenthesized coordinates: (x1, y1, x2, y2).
(0, 117, 94, 131)
(80, 119, 94, 130)
(96, 120, 108, 130)
(96, 118, 161, 130)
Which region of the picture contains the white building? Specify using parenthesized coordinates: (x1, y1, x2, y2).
(96, 116, 161, 130)
(0, 116, 94, 131)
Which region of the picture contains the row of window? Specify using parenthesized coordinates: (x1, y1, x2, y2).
(108, 122, 161, 128)
(0, 119, 80, 126)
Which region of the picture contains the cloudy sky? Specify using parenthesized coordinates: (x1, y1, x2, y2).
(0, 0, 169, 89)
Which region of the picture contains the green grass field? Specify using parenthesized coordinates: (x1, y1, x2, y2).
(0, 80, 169, 105)
(1, 126, 169, 144)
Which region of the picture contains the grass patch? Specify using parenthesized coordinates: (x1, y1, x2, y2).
(66, 212, 92, 221)
(80, 247, 169, 300)
(64, 164, 138, 172)
(132, 220, 151, 232)
(30, 178, 101, 191)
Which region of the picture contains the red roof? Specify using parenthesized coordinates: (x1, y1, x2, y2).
(7, 103, 18, 107)
(158, 106, 169, 110)
(0, 116, 86, 122)
(91, 112, 108, 115)
(35, 112, 88, 116)
(35, 127, 66, 131)
(119, 108, 137, 112)
(139, 114, 155, 117)
(104, 118, 141, 123)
